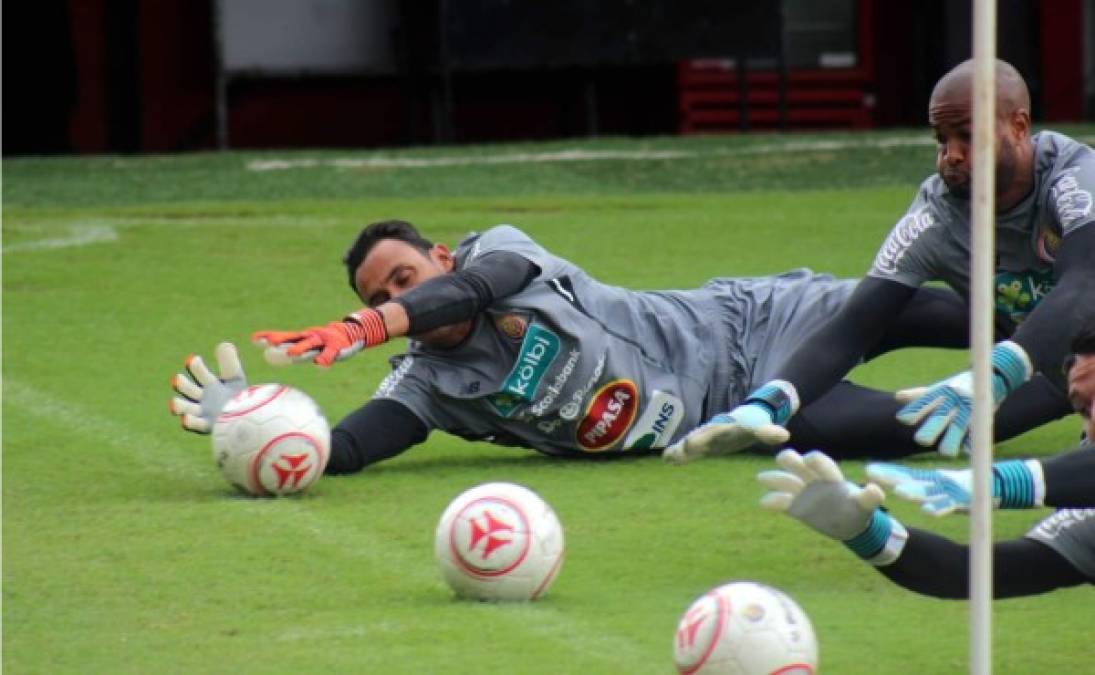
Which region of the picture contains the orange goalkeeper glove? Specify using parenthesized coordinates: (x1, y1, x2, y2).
(252, 308, 388, 367)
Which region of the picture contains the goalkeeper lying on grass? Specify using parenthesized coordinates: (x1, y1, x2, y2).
(169, 219, 1053, 471)
(758, 330, 1095, 598)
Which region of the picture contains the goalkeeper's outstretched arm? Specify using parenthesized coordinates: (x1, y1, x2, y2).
(327, 399, 428, 474)
(1041, 445, 1095, 507)
(1007, 225, 1095, 392)
(769, 277, 918, 409)
(878, 529, 1089, 599)
(257, 251, 540, 366)
(759, 449, 1094, 600)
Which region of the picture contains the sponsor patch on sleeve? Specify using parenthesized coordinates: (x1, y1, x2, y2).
(374, 355, 415, 399)
(870, 207, 935, 277)
(1049, 170, 1093, 232)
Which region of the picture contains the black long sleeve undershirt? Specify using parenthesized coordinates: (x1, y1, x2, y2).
(392, 251, 540, 335)
(878, 528, 1088, 598)
(878, 443, 1095, 597)
(777, 225, 1095, 407)
(774, 277, 918, 406)
(327, 398, 428, 474)
(1042, 444, 1095, 507)
(1010, 225, 1095, 391)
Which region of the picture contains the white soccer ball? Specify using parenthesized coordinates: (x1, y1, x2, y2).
(673, 581, 817, 675)
(211, 384, 330, 496)
(434, 482, 565, 601)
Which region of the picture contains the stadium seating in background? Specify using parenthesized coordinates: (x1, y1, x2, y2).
(677, 59, 876, 133)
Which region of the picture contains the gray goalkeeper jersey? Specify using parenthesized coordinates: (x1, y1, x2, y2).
(373, 225, 856, 457)
(1025, 508, 1095, 581)
(868, 130, 1094, 331)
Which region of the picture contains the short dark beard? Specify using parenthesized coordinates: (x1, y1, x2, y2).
(995, 140, 1018, 198)
(947, 181, 970, 199)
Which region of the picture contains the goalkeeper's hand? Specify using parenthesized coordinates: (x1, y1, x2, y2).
(758, 449, 907, 566)
(865, 463, 974, 517)
(252, 308, 388, 368)
(169, 342, 248, 433)
(895, 340, 1032, 456)
(867, 459, 1044, 517)
(662, 380, 797, 464)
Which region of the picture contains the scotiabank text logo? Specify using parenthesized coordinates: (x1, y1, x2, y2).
(576, 380, 639, 451)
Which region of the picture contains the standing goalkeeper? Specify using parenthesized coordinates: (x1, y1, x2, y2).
(668, 58, 1095, 462)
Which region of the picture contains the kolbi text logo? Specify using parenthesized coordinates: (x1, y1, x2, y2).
(487, 324, 561, 417)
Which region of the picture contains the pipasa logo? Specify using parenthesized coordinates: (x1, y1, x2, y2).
(623, 390, 684, 450)
(488, 324, 560, 417)
(576, 380, 639, 451)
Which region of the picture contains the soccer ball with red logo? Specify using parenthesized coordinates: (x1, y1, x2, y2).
(434, 482, 565, 601)
(673, 581, 817, 675)
(211, 384, 330, 496)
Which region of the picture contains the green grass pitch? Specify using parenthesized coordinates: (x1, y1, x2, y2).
(4, 126, 1093, 673)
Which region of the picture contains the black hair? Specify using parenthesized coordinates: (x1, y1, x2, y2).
(342, 220, 434, 294)
(1063, 323, 1095, 375)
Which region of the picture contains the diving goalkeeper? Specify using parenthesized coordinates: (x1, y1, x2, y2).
(757, 327, 1095, 598)
(171, 220, 1016, 470)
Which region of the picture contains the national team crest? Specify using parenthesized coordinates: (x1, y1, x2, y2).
(1035, 225, 1062, 263)
(493, 312, 529, 340)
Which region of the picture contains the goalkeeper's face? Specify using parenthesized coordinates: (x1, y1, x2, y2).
(354, 238, 470, 346)
(354, 238, 454, 307)
(1067, 354, 1095, 439)
(927, 64, 1031, 207)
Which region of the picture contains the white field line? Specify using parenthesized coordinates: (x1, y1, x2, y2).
(4, 379, 652, 669)
(3, 379, 203, 478)
(246, 135, 938, 172)
(248, 148, 691, 171)
(2, 224, 118, 253)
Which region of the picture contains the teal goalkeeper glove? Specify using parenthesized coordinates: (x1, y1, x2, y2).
(169, 342, 248, 433)
(866, 459, 1045, 517)
(895, 340, 1032, 456)
(662, 380, 797, 464)
(758, 450, 908, 566)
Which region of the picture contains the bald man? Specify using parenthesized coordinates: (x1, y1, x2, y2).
(668, 59, 1095, 462)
